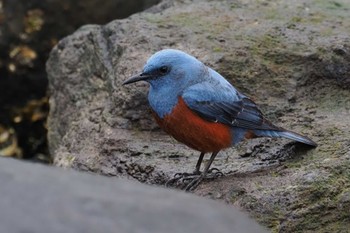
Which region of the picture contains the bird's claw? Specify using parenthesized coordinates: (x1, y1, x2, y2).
(184, 176, 203, 191)
(208, 168, 224, 178)
(165, 172, 198, 188)
(165, 168, 224, 191)
(173, 172, 196, 179)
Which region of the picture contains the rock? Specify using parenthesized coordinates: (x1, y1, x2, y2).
(0, 157, 266, 233)
(47, 0, 350, 232)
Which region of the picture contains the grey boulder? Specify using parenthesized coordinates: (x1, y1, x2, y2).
(0, 157, 266, 233)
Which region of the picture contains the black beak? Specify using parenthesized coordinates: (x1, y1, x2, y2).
(122, 73, 152, 85)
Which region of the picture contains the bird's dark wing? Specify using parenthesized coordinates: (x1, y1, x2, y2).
(185, 97, 283, 131)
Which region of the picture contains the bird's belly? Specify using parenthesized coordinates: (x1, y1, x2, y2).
(152, 98, 232, 152)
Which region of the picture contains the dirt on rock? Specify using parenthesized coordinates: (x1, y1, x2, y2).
(47, 0, 350, 232)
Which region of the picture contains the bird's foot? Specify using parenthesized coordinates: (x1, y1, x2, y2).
(165, 168, 224, 191)
(184, 168, 224, 191)
(165, 171, 199, 188)
(207, 167, 224, 177)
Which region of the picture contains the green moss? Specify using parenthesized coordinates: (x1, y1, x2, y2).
(312, 0, 350, 21)
(167, 12, 229, 35)
(143, 13, 163, 24)
(313, 0, 349, 10)
(309, 12, 327, 24)
(264, 8, 283, 20)
(283, 162, 349, 232)
(61, 154, 76, 167)
(236, 146, 350, 232)
(212, 46, 223, 52)
(316, 89, 350, 111)
(290, 16, 303, 23)
(230, 2, 242, 9)
(247, 33, 285, 65)
(320, 27, 335, 36)
(292, 164, 350, 231)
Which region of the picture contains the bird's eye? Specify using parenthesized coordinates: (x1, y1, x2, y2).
(159, 66, 170, 75)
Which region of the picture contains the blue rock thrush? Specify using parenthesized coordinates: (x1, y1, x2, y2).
(123, 49, 317, 191)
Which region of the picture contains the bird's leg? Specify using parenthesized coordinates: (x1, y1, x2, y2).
(177, 152, 205, 176)
(194, 152, 205, 175)
(185, 151, 219, 192)
(165, 152, 205, 188)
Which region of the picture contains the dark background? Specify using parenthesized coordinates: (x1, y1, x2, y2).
(0, 0, 159, 161)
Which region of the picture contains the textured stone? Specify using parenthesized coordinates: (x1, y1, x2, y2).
(47, 0, 350, 231)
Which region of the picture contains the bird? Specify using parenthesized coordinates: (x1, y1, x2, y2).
(123, 49, 317, 191)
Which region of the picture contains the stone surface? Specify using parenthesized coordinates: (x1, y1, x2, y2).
(0, 157, 266, 233)
(47, 0, 350, 232)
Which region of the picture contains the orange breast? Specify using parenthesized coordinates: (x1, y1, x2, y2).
(152, 97, 232, 153)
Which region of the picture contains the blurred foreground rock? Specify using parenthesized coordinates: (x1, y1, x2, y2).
(47, 0, 350, 232)
(0, 157, 266, 233)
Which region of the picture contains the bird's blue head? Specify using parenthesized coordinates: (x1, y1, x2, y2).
(123, 49, 206, 93)
(123, 49, 209, 117)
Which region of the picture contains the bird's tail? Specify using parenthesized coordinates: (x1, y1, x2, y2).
(278, 130, 317, 147)
(254, 130, 317, 147)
